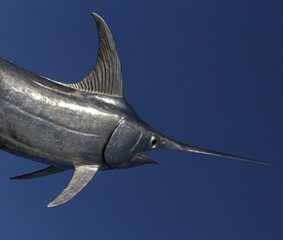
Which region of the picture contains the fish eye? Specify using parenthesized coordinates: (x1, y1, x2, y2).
(151, 138, 157, 148)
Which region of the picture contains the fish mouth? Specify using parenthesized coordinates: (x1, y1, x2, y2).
(131, 154, 159, 166)
(111, 154, 158, 169)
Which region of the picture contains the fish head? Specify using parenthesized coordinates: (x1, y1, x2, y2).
(104, 117, 271, 169)
(104, 117, 189, 169)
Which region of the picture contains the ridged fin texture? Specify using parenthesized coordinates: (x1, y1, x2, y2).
(10, 166, 66, 180)
(67, 12, 123, 97)
(47, 165, 99, 207)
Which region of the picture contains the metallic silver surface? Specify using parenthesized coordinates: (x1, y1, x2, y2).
(47, 165, 99, 207)
(10, 166, 66, 180)
(0, 12, 271, 207)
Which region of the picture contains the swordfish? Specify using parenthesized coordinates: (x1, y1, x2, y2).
(0, 13, 270, 207)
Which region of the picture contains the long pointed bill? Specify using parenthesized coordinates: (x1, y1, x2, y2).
(158, 136, 272, 165)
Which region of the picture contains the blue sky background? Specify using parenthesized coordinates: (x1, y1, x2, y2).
(0, 0, 282, 239)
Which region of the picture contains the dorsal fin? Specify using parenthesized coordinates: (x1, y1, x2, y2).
(67, 12, 123, 97)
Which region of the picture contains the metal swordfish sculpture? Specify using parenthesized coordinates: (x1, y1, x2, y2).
(0, 13, 270, 207)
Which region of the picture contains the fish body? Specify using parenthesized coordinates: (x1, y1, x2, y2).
(0, 57, 130, 169)
(0, 13, 270, 207)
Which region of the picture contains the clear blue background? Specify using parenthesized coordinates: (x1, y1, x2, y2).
(0, 0, 282, 239)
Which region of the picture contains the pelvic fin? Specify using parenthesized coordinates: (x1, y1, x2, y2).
(10, 166, 66, 180)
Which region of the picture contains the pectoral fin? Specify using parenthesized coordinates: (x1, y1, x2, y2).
(47, 165, 99, 208)
(10, 166, 66, 180)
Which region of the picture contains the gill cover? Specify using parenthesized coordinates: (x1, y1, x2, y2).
(105, 119, 141, 168)
(105, 119, 157, 168)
